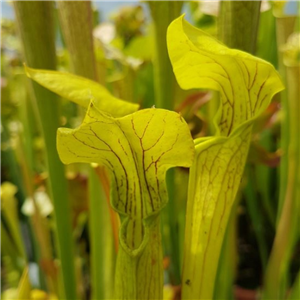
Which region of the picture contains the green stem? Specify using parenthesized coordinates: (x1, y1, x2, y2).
(264, 64, 300, 300)
(114, 216, 163, 299)
(148, 1, 183, 109)
(263, 14, 298, 299)
(13, 2, 77, 299)
(215, 2, 262, 298)
(214, 199, 238, 300)
(182, 131, 253, 300)
(219, 1, 261, 53)
(57, 2, 112, 299)
(256, 8, 278, 66)
(57, 1, 97, 80)
(164, 169, 181, 284)
(89, 168, 115, 299)
(275, 15, 296, 221)
(148, 1, 183, 286)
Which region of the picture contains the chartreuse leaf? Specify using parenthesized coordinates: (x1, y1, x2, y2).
(168, 15, 284, 137)
(57, 102, 195, 299)
(24, 65, 139, 117)
(167, 15, 284, 299)
(17, 267, 31, 300)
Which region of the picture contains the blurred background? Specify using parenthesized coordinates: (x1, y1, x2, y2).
(1, 1, 299, 299)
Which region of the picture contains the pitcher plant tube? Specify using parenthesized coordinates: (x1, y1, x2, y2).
(25, 64, 195, 298)
(24, 13, 285, 300)
(57, 104, 194, 298)
(167, 15, 284, 299)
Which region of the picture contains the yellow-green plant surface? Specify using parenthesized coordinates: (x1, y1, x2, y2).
(168, 15, 284, 299)
(57, 102, 194, 298)
(25, 65, 139, 117)
(2, 2, 299, 300)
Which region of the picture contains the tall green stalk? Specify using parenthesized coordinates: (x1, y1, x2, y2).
(254, 3, 279, 230)
(13, 2, 77, 299)
(148, 1, 182, 110)
(216, 1, 262, 296)
(264, 31, 300, 299)
(167, 15, 283, 300)
(263, 9, 298, 299)
(214, 198, 238, 300)
(219, 1, 261, 53)
(57, 2, 114, 298)
(16, 85, 59, 294)
(274, 14, 296, 220)
(148, 1, 183, 285)
(88, 168, 115, 299)
(57, 1, 97, 81)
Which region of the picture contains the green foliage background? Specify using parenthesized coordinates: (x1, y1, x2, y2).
(1, 1, 299, 299)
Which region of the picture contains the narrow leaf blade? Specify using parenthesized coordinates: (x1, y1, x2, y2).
(25, 65, 139, 117)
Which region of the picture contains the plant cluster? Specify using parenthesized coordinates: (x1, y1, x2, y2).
(1, 1, 299, 300)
